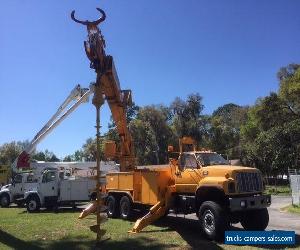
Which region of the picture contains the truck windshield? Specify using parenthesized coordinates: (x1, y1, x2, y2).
(196, 153, 228, 166)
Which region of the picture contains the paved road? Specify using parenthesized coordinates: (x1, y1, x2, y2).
(264, 196, 300, 234)
(170, 196, 300, 234)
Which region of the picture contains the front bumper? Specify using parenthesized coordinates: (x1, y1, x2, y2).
(229, 194, 271, 212)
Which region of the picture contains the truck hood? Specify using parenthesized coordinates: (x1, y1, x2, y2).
(202, 165, 260, 178)
(1, 184, 11, 191)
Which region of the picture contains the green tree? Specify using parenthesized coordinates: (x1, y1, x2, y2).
(209, 103, 248, 158)
(278, 64, 300, 116)
(0, 141, 29, 165)
(130, 105, 174, 164)
(170, 93, 207, 144)
(241, 64, 300, 174)
(81, 138, 104, 161)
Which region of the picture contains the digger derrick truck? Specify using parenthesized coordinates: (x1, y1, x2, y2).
(105, 137, 271, 239)
(73, 7, 271, 241)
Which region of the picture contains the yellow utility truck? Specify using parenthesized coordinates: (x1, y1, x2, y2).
(72, 7, 271, 240)
(105, 137, 271, 240)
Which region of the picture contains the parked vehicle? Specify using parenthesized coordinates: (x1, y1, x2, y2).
(0, 172, 33, 207)
(24, 168, 96, 212)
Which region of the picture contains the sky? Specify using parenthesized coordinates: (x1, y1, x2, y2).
(0, 0, 300, 158)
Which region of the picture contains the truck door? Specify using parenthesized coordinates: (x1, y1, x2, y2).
(40, 170, 58, 197)
(175, 154, 202, 193)
(12, 174, 24, 198)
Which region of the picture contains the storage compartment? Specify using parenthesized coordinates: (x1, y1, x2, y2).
(106, 172, 134, 191)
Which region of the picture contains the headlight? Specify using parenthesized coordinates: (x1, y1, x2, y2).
(240, 200, 247, 208)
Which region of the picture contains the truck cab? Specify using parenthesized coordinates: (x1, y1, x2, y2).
(0, 172, 35, 207)
(170, 144, 271, 240)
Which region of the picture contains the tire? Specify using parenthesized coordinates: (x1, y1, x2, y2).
(119, 196, 132, 220)
(26, 196, 40, 213)
(90, 192, 97, 201)
(0, 193, 10, 208)
(241, 208, 269, 231)
(199, 201, 229, 241)
(106, 195, 119, 218)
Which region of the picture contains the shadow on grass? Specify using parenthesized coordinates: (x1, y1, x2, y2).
(43, 236, 179, 250)
(153, 216, 223, 250)
(0, 229, 42, 250)
(0, 230, 180, 250)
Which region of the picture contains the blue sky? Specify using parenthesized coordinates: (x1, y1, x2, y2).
(0, 0, 300, 158)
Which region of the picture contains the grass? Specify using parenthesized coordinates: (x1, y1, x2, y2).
(265, 185, 291, 196)
(0, 207, 299, 250)
(281, 204, 300, 215)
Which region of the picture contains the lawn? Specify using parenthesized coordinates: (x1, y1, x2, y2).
(0, 207, 299, 250)
(281, 204, 300, 215)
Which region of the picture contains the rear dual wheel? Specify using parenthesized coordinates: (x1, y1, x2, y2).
(119, 196, 132, 219)
(106, 194, 132, 219)
(106, 195, 119, 218)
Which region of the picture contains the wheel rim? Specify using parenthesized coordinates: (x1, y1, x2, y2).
(203, 209, 215, 234)
(28, 200, 37, 211)
(121, 202, 129, 216)
(108, 200, 114, 215)
(1, 196, 8, 206)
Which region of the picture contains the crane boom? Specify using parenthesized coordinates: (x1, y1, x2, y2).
(29, 84, 87, 151)
(12, 84, 93, 173)
(100, 57, 135, 171)
(71, 9, 136, 172)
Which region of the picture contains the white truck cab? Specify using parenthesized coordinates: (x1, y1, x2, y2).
(0, 172, 35, 207)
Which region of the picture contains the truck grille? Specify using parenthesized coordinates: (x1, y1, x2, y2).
(236, 172, 263, 193)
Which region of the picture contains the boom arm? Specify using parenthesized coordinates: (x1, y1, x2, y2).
(71, 9, 136, 171)
(12, 84, 93, 173)
(100, 57, 135, 171)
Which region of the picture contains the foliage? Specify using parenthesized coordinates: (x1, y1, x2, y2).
(240, 64, 300, 175)
(265, 185, 291, 196)
(81, 137, 104, 161)
(209, 103, 248, 158)
(0, 141, 29, 165)
(32, 149, 60, 162)
(170, 93, 206, 143)
(129, 105, 174, 165)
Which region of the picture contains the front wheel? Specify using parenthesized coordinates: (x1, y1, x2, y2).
(240, 208, 269, 231)
(199, 201, 229, 241)
(0, 193, 10, 208)
(26, 196, 40, 213)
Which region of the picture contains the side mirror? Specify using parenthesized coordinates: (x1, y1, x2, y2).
(104, 140, 117, 159)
